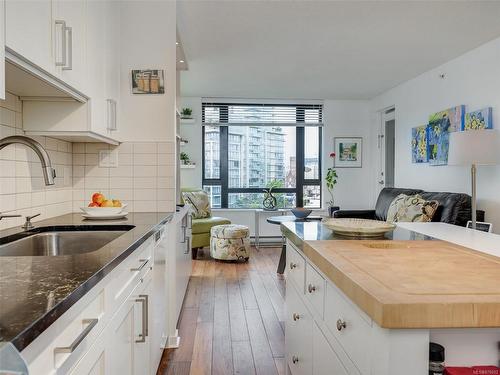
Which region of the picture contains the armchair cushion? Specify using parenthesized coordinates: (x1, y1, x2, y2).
(192, 217, 231, 235)
(182, 190, 211, 219)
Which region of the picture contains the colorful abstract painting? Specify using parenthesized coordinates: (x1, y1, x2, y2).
(427, 118, 450, 166)
(464, 107, 493, 130)
(428, 105, 465, 133)
(411, 125, 428, 163)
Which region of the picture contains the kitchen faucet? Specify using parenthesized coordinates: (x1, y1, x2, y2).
(0, 136, 56, 185)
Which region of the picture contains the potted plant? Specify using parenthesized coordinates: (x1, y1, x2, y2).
(180, 152, 191, 165)
(326, 152, 340, 217)
(181, 107, 193, 119)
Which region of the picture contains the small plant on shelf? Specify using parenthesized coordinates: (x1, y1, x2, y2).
(180, 152, 191, 165)
(181, 107, 193, 119)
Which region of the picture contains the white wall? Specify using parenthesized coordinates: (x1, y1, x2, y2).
(117, 1, 176, 143)
(370, 36, 500, 232)
(178, 97, 373, 235)
(321, 100, 374, 210)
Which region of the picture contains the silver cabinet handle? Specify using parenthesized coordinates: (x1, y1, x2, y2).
(106, 99, 117, 131)
(135, 294, 149, 343)
(289, 262, 297, 270)
(292, 355, 299, 364)
(63, 26, 73, 70)
(336, 319, 347, 331)
(130, 258, 150, 272)
(184, 236, 191, 254)
(54, 318, 98, 354)
(308, 284, 316, 293)
(55, 20, 67, 67)
(292, 313, 300, 321)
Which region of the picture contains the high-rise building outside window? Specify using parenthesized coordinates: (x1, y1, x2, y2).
(202, 102, 322, 209)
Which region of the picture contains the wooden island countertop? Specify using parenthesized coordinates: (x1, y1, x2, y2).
(301, 239, 500, 329)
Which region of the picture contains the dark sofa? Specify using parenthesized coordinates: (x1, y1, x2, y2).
(334, 187, 484, 226)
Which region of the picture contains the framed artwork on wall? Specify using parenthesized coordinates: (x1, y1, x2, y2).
(131, 69, 165, 94)
(334, 137, 362, 168)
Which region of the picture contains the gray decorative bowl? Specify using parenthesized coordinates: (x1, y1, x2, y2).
(291, 207, 312, 219)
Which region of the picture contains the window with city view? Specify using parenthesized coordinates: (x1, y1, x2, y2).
(202, 102, 322, 209)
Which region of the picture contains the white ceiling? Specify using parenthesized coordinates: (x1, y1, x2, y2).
(177, 1, 500, 100)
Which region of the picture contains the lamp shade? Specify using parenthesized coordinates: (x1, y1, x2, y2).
(448, 129, 500, 166)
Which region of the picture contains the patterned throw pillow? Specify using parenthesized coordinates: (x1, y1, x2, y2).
(182, 191, 211, 219)
(386, 194, 439, 223)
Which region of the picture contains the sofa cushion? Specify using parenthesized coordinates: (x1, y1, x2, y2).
(386, 194, 439, 223)
(182, 190, 211, 219)
(375, 188, 423, 221)
(419, 191, 472, 226)
(192, 217, 232, 234)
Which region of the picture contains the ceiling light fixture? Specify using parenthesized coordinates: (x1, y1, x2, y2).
(176, 42, 179, 45)
(179, 60, 185, 63)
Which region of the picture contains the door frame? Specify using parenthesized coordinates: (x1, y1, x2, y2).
(375, 106, 395, 196)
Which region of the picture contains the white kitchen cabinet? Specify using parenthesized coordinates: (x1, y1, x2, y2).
(52, 0, 87, 91)
(0, 0, 5, 100)
(5, 0, 54, 74)
(165, 206, 192, 348)
(85, 0, 120, 138)
(22, 232, 163, 375)
(312, 323, 348, 375)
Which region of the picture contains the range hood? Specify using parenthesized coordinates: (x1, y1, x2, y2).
(5, 49, 88, 103)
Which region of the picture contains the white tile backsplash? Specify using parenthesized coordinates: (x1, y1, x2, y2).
(0, 93, 74, 230)
(0, 93, 176, 230)
(73, 141, 175, 212)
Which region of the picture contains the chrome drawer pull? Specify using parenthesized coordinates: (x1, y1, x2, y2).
(135, 294, 149, 343)
(54, 318, 98, 354)
(308, 284, 316, 293)
(289, 262, 297, 270)
(292, 313, 300, 321)
(130, 258, 150, 272)
(336, 319, 347, 331)
(292, 355, 299, 364)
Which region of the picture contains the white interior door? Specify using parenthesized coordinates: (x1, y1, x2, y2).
(376, 107, 396, 195)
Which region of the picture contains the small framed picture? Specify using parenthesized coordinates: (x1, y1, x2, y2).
(131, 69, 165, 94)
(466, 221, 492, 233)
(334, 137, 362, 168)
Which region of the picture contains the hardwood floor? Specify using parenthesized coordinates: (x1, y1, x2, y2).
(158, 246, 286, 375)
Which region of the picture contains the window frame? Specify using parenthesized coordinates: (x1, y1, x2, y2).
(202, 103, 322, 209)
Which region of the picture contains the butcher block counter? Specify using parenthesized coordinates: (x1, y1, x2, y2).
(282, 221, 500, 374)
(301, 239, 500, 329)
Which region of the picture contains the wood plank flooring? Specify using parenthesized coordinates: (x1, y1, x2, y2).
(158, 246, 286, 375)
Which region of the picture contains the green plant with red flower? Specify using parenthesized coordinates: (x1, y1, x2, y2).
(326, 152, 338, 207)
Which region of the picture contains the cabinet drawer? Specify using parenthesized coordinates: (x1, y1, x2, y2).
(286, 280, 312, 375)
(305, 263, 325, 319)
(312, 322, 348, 375)
(27, 286, 105, 375)
(286, 242, 306, 293)
(106, 237, 153, 313)
(325, 282, 372, 374)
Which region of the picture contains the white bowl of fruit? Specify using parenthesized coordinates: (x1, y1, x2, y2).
(80, 193, 127, 216)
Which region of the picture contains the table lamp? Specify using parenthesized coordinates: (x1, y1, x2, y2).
(448, 129, 500, 229)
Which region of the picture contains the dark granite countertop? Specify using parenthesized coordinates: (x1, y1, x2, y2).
(281, 220, 433, 251)
(0, 212, 174, 351)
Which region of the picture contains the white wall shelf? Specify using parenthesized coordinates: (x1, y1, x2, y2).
(180, 164, 196, 169)
(180, 117, 195, 124)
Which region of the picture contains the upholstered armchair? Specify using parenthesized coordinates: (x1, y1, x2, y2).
(181, 188, 231, 259)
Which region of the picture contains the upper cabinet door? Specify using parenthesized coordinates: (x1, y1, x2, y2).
(5, 0, 54, 73)
(1, 0, 5, 100)
(53, 0, 86, 91)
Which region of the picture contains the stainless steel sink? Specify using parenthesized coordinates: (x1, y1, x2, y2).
(0, 226, 134, 257)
